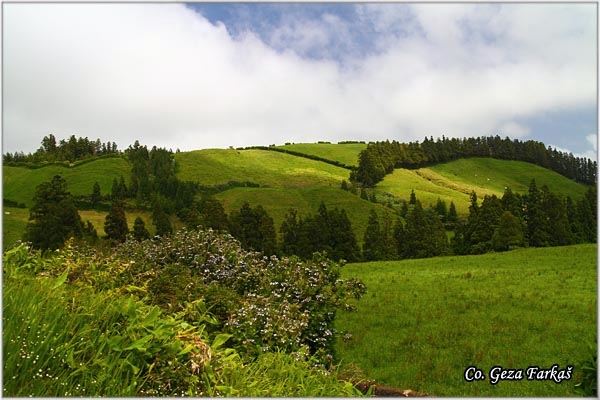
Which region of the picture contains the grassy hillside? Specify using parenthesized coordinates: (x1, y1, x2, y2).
(3, 157, 131, 207)
(174, 149, 350, 188)
(376, 158, 590, 215)
(335, 244, 597, 397)
(3, 145, 593, 250)
(274, 142, 367, 167)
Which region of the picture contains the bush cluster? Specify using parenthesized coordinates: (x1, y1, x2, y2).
(109, 228, 367, 364)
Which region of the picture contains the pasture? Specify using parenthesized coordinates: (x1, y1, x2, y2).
(335, 244, 597, 396)
(376, 158, 591, 215)
(3, 157, 131, 207)
(275, 142, 367, 167)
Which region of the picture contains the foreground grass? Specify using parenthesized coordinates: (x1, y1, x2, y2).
(335, 244, 597, 396)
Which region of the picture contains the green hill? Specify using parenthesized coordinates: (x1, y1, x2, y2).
(376, 158, 590, 215)
(3, 143, 593, 250)
(3, 157, 131, 207)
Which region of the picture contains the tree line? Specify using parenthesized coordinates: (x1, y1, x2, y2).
(351, 135, 597, 187)
(4, 134, 119, 164)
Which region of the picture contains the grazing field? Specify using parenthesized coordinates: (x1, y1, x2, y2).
(174, 148, 351, 188)
(3, 158, 131, 207)
(376, 158, 591, 215)
(335, 244, 597, 397)
(274, 142, 367, 167)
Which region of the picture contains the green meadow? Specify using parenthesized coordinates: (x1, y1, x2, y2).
(174, 148, 350, 188)
(335, 244, 597, 396)
(275, 142, 367, 167)
(3, 157, 131, 207)
(377, 158, 590, 214)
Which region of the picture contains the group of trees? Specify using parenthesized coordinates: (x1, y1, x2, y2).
(351, 136, 597, 187)
(453, 182, 597, 254)
(4, 134, 119, 164)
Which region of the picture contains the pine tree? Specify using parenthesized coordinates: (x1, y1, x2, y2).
(525, 179, 549, 247)
(199, 197, 229, 231)
(362, 209, 382, 261)
(280, 209, 301, 256)
(492, 211, 524, 251)
(132, 216, 151, 241)
(152, 202, 173, 237)
(24, 175, 83, 250)
(104, 201, 129, 242)
(91, 181, 102, 207)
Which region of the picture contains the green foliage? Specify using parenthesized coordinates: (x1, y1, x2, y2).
(574, 346, 597, 397)
(110, 228, 366, 364)
(229, 202, 277, 255)
(132, 216, 151, 241)
(104, 201, 129, 242)
(24, 175, 84, 250)
(4, 238, 366, 397)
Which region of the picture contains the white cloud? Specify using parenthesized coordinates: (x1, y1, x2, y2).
(2, 3, 596, 154)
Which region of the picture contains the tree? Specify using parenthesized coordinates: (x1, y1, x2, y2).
(492, 211, 524, 251)
(525, 179, 549, 247)
(152, 202, 173, 237)
(280, 209, 301, 256)
(229, 202, 277, 255)
(132, 216, 151, 241)
(91, 181, 102, 207)
(199, 197, 229, 231)
(24, 175, 83, 250)
(363, 210, 383, 261)
(104, 201, 129, 242)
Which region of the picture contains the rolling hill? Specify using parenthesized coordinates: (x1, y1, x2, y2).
(2, 142, 593, 249)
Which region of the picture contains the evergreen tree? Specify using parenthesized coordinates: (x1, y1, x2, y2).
(229, 202, 277, 255)
(525, 179, 549, 247)
(492, 211, 524, 251)
(470, 195, 503, 254)
(152, 202, 173, 237)
(434, 198, 448, 222)
(199, 197, 229, 231)
(91, 181, 102, 207)
(24, 175, 83, 250)
(446, 201, 458, 228)
(328, 207, 360, 262)
(541, 186, 573, 246)
(362, 209, 382, 261)
(132, 216, 151, 241)
(104, 201, 129, 242)
(183, 202, 201, 230)
(280, 209, 301, 256)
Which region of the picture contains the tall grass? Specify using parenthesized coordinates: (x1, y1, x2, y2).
(335, 244, 597, 396)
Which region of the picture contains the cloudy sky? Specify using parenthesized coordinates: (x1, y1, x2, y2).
(3, 3, 597, 159)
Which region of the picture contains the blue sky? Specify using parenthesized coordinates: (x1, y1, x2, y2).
(3, 3, 597, 159)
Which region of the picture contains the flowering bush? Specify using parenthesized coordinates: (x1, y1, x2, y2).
(110, 228, 367, 364)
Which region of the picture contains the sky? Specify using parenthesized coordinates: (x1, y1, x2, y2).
(2, 2, 598, 160)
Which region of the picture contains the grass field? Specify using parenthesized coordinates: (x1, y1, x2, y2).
(376, 158, 591, 215)
(274, 142, 367, 167)
(174, 148, 351, 188)
(335, 244, 597, 396)
(3, 157, 131, 207)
